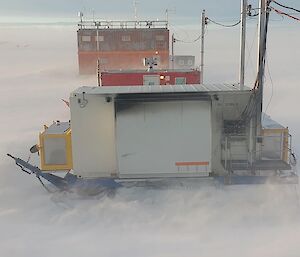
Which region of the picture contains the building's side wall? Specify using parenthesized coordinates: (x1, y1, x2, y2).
(101, 70, 200, 86)
(78, 28, 170, 74)
(171, 56, 196, 69)
(70, 94, 117, 177)
(69, 89, 252, 178)
(210, 91, 253, 175)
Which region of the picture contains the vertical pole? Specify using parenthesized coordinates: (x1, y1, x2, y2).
(257, 0, 267, 125)
(166, 9, 169, 24)
(96, 25, 99, 53)
(96, 24, 100, 79)
(239, 0, 247, 90)
(200, 10, 205, 84)
(254, 0, 267, 160)
(257, 0, 267, 100)
(97, 59, 101, 86)
(171, 33, 175, 70)
(134, 1, 138, 22)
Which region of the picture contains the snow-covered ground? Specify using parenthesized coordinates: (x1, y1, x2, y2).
(0, 23, 300, 257)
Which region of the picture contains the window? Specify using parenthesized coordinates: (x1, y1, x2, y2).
(82, 36, 91, 42)
(178, 60, 185, 66)
(96, 35, 104, 42)
(175, 77, 186, 85)
(187, 59, 194, 66)
(156, 35, 165, 41)
(122, 35, 131, 42)
(98, 58, 108, 64)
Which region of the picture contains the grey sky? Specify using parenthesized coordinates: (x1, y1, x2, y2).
(1, 0, 299, 21)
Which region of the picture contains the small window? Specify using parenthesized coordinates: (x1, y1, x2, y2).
(178, 59, 185, 66)
(156, 35, 165, 41)
(82, 36, 91, 42)
(98, 58, 108, 64)
(96, 35, 104, 42)
(175, 77, 186, 85)
(122, 35, 131, 42)
(187, 59, 193, 65)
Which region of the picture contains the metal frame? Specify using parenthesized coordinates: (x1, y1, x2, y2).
(223, 129, 292, 172)
(78, 20, 168, 30)
(39, 128, 73, 171)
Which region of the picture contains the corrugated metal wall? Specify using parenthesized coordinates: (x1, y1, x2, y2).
(77, 28, 170, 74)
(101, 70, 201, 86)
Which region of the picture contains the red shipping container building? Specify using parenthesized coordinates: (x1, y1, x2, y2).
(101, 69, 201, 86)
(77, 20, 170, 74)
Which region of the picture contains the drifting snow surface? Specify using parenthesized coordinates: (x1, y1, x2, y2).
(1, 25, 300, 257)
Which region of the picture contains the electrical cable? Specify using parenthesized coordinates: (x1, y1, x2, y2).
(173, 23, 208, 44)
(245, 21, 259, 78)
(272, 0, 300, 14)
(207, 17, 241, 27)
(270, 6, 300, 22)
(263, 53, 274, 120)
(174, 35, 201, 43)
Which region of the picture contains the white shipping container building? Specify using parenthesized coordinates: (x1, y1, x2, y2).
(8, 83, 296, 192)
(70, 84, 265, 179)
(7, 0, 298, 191)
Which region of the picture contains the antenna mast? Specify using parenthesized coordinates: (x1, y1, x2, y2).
(171, 33, 175, 70)
(200, 10, 206, 84)
(239, 0, 247, 89)
(134, 1, 139, 21)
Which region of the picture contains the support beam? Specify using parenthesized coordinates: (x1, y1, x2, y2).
(255, 0, 269, 160)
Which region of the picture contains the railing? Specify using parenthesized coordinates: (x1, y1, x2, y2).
(78, 20, 169, 29)
(222, 131, 295, 171)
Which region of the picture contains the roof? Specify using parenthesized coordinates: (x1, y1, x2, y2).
(45, 122, 70, 135)
(101, 69, 199, 74)
(262, 113, 285, 129)
(71, 84, 251, 96)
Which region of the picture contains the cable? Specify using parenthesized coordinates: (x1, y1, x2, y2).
(175, 35, 201, 43)
(207, 17, 241, 27)
(263, 53, 274, 120)
(270, 6, 300, 22)
(245, 21, 259, 78)
(272, 0, 300, 14)
(173, 23, 208, 44)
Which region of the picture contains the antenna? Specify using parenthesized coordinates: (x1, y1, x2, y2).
(78, 11, 83, 23)
(171, 34, 175, 69)
(133, 1, 139, 21)
(92, 9, 95, 22)
(165, 8, 176, 25)
(200, 9, 206, 84)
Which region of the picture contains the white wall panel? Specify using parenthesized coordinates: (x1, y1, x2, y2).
(116, 101, 211, 177)
(70, 95, 116, 177)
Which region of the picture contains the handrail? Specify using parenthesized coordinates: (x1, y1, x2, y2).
(223, 133, 294, 168)
(78, 20, 168, 29)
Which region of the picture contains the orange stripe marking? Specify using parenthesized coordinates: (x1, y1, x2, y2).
(175, 161, 209, 167)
